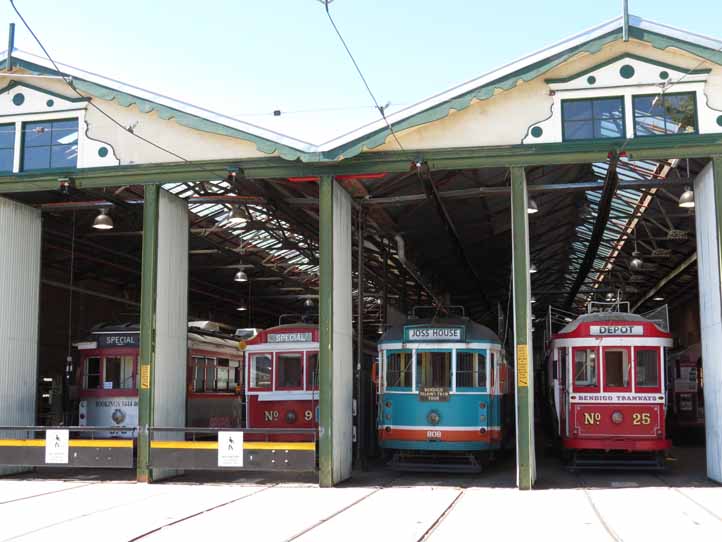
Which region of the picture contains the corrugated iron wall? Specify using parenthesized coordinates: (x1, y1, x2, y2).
(0, 197, 41, 475)
(694, 161, 722, 483)
(153, 190, 188, 478)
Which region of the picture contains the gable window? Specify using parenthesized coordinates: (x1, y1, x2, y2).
(22, 119, 79, 171)
(562, 97, 625, 141)
(0, 124, 14, 172)
(633, 92, 697, 136)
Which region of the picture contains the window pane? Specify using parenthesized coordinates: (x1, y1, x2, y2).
(664, 94, 696, 134)
(0, 148, 13, 172)
(24, 122, 52, 147)
(574, 349, 597, 386)
(51, 119, 79, 145)
(0, 124, 15, 148)
(564, 120, 594, 140)
(386, 351, 412, 388)
(635, 116, 665, 136)
(636, 350, 659, 387)
(206, 359, 216, 391)
(562, 101, 593, 121)
(634, 95, 663, 117)
(417, 351, 451, 388)
(456, 351, 487, 389)
(50, 144, 78, 169)
(105, 357, 122, 389)
(193, 357, 205, 392)
(634, 93, 697, 137)
(593, 98, 624, 119)
(229, 360, 239, 389)
(595, 117, 624, 138)
(604, 350, 629, 388)
(22, 145, 50, 170)
(250, 354, 272, 388)
(277, 353, 303, 388)
(216, 366, 229, 392)
(85, 357, 101, 389)
(307, 352, 319, 389)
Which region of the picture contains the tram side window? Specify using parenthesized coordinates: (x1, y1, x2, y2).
(306, 352, 319, 389)
(574, 349, 597, 387)
(277, 353, 303, 389)
(192, 356, 206, 392)
(250, 353, 272, 389)
(386, 351, 412, 390)
(229, 360, 240, 391)
(636, 349, 659, 388)
(215, 359, 230, 391)
(205, 357, 217, 392)
(456, 351, 487, 389)
(417, 351, 451, 389)
(85, 357, 101, 389)
(604, 349, 629, 389)
(104, 356, 133, 389)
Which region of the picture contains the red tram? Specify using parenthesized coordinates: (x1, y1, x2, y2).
(244, 322, 319, 440)
(545, 303, 673, 468)
(75, 322, 248, 436)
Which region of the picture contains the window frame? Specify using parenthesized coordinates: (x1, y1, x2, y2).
(21, 117, 80, 172)
(384, 349, 413, 392)
(0, 123, 16, 173)
(275, 351, 305, 391)
(78, 349, 138, 396)
(561, 95, 627, 142)
(602, 346, 632, 393)
(632, 91, 699, 138)
(306, 351, 319, 390)
(571, 346, 600, 393)
(415, 348, 452, 391)
(634, 346, 662, 393)
(454, 348, 488, 392)
(103, 355, 134, 390)
(248, 351, 273, 391)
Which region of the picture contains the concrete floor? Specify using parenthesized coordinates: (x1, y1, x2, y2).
(0, 446, 720, 542)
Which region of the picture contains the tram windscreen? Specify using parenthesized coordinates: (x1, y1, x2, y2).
(277, 353, 303, 388)
(386, 351, 412, 389)
(307, 352, 318, 389)
(417, 351, 451, 388)
(604, 349, 629, 388)
(104, 356, 133, 389)
(574, 349, 597, 387)
(250, 353, 272, 388)
(636, 349, 659, 388)
(456, 351, 486, 389)
(85, 357, 101, 389)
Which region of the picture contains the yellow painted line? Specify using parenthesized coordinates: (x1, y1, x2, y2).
(0, 439, 133, 448)
(150, 441, 316, 451)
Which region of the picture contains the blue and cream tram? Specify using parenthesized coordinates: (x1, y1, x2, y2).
(376, 310, 513, 470)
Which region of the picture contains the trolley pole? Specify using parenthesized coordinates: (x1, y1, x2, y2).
(137, 185, 159, 483)
(510, 166, 536, 490)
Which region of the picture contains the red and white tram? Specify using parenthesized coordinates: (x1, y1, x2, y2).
(75, 322, 248, 436)
(545, 303, 673, 467)
(244, 322, 319, 440)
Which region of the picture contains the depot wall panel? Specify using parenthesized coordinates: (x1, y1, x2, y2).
(332, 184, 353, 483)
(153, 190, 188, 478)
(694, 161, 722, 483)
(0, 197, 41, 475)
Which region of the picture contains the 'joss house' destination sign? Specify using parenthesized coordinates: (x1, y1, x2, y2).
(404, 326, 464, 342)
(268, 332, 313, 343)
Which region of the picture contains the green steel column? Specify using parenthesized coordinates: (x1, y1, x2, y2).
(137, 185, 160, 483)
(510, 166, 534, 490)
(319, 175, 334, 487)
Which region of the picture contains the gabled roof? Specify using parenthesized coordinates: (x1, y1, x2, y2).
(1, 14, 721, 164)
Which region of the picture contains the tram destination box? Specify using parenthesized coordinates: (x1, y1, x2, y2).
(419, 387, 450, 402)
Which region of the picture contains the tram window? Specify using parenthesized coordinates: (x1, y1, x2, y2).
(604, 349, 629, 388)
(307, 352, 319, 389)
(216, 359, 230, 391)
(456, 351, 486, 389)
(85, 357, 101, 389)
(417, 351, 451, 389)
(636, 349, 659, 388)
(250, 353, 272, 389)
(192, 356, 206, 392)
(104, 356, 133, 389)
(206, 358, 217, 391)
(386, 351, 412, 389)
(277, 353, 303, 388)
(229, 360, 240, 391)
(574, 349, 597, 387)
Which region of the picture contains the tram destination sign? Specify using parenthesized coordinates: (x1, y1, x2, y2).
(589, 325, 644, 336)
(268, 332, 313, 343)
(404, 326, 464, 342)
(97, 333, 139, 348)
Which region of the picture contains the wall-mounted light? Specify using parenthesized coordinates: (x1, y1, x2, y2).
(529, 264, 538, 274)
(527, 198, 539, 215)
(678, 187, 695, 209)
(92, 208, 114, 230)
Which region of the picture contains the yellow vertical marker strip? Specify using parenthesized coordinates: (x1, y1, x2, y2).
(517, 345, 529, 387)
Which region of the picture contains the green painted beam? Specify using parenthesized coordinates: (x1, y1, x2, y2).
(510, 166, 535, 490)
(318, 175, 334, 487)
(137, 185, 159, 483)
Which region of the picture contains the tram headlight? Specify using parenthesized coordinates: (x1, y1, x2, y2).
(285, 410, 297, 424)
(427, 411, 441, 426)
(611, 411, 624, 424)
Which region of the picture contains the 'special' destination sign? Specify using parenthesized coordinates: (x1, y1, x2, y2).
(404, 326, 464, 342)
(268, 332, 313, 343)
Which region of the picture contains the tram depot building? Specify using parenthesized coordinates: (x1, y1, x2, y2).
(1, 13, 722, 491)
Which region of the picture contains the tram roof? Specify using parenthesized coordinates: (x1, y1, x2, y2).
(560, 311, 662, 334)
(380, 317, 500, 344)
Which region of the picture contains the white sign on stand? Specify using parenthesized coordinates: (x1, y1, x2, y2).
(217, 431, 244, 467)
(45, 429, 69, 464)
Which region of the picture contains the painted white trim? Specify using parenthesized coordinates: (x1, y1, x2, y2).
(385, 425, 502, 431)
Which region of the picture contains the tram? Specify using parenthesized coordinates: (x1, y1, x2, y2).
(244, 321, 319, 440)
(666, 343, 704, 435)
(376, 308, 513, 471)
(544, 302, 673, 468)
(75, 322, 247, 436)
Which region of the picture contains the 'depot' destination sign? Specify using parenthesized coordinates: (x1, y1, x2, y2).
(404, 326, 464, 342)
(419, 387, 450, 402)
(268, 332, 313, 343)
(589, 325, 644, 336)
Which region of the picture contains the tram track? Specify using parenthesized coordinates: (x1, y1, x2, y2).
(573, 472, 623, 542)
(416, 488, 465, 542)
(652, 473, 722, 523)
(127, 483, 279, 542)
(0, 481, 96, 505)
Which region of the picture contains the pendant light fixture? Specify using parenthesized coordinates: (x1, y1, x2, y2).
(678, 186, 695, 209)
(527, 198, 539, 215)
(92, 208, 114, 230)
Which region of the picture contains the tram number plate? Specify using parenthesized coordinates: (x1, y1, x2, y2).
(426, 430, 442, 441)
